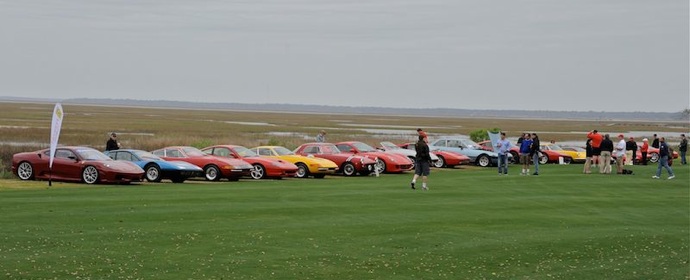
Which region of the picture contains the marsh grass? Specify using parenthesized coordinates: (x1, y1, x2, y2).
(1, 102, 688, 174)
(0, 164, 687, 279)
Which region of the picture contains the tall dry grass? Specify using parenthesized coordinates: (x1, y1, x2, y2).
(1, 102, 687, 174)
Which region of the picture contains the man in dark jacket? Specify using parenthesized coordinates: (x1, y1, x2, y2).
(653, 137, 675, 179)
(680, 134, 687, 165)
(626, 137, 638, 165)
(599, 134, 614, 174)
(411, 135, 431, 190)
(651, 134, 659, 149)
(105, 132, 120, 151)
(529, 133, 540, 175)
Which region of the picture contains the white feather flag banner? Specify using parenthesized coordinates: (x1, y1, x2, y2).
(49, 103, 64, 169)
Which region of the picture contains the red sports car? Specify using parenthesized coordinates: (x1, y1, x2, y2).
(12, 146, 144, 184)
(335, 141, 413, 173)
(201, 145, 298, 179)
(151, 146, 253, 181)
(294, 143, 377, 176)
(398, 143, 471, 168)
(476, 140, 572, 164)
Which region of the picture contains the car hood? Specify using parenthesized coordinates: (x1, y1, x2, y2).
(86, 160, 145, 173)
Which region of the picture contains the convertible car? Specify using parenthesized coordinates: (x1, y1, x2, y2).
(335, 141, 414, 173)
(12, 146, 144, 184)
(251, 146, 338, 178)
(151, 146, 253, 181)
(104, 149, 203, 183)
(201, 145, 298, 179)
(294, 143, 376, 176)
(398, 142, 471, 168)
(428, 136, 504, 167)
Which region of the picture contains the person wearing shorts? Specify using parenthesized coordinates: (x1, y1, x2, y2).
(588, 130, 603, 169)
(411, 135, 431, 190)
(519, 133, 532, 175)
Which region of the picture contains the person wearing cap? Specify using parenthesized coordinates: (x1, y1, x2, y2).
(315, 130, 327, 143)
(614, 134, 626, 174)
(640, 138, 649, 165)
(105, 132, 120, 151)
(625, 136, 637, 165)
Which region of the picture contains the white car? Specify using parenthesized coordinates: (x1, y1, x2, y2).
(378, 141, 438, 167)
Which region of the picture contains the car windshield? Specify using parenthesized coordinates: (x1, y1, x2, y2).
(380, 142, 400, 150)
(182, 147, 206, 157)
(352, 142, 376, 152)
(233, 146, 258, 157)
(319, 144, 341, 154)
(273, 147, 295, 156)
(75, 149, 111, 160)
(549, 144, 564, 150)
(133, 150, 163, 161)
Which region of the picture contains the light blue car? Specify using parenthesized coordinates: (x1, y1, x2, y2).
(428, 136, 506, 167)
(104, 149, 203, 183)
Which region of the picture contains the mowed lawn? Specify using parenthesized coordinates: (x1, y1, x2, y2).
(0, 164, 687, 279)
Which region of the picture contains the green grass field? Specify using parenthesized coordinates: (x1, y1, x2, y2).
(1, 164, 687, 279)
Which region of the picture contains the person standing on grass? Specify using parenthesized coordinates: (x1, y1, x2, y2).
(583, 138, 593, 174)
(651, 134, 659, 149)
(679, 134, 687, 165)
(519, 133, 532, 175)
(587, 130, 603, 170)
(599, 134, 614, 174)
(641, 138, 649, 165)
(411, 135, 431, 190)
(496, 132, 512, 175)
(653, 137, 675, 179)
(315, 130, 327, 142)
(615, 134, 626, 174)
(105, 132, 120, 151)
(529, 133, 541, 175)
(626, 137, 637, 165)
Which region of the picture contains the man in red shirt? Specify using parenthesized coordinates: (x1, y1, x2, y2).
(587, 130, 603, 170)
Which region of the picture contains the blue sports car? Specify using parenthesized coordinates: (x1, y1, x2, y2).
(104, 149, 203, 183)
(428, 136, 506, 167)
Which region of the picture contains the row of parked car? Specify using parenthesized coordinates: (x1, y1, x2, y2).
(21, 135, 661, 185)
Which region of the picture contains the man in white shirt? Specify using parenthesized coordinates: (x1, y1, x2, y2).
(615, 134, 627, 174)
(495, 132, 512, 175)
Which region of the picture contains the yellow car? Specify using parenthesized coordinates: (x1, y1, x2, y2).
(541, 143, 587, 163)
(251, 146, 338, 178)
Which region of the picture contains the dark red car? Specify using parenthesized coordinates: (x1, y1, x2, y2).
(201, 145, 298, 179)
(12, 146, 144, 184)
(294, 143, 377, 176)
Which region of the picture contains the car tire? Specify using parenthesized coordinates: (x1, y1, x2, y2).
(295, 163, 309, 178)
(477, 155, 490, 167)
(342, 162, 356, 176)
(509, 151, 519, 164)
(145, 164, 162, 182)
(16, 161, 34, 180)
(251, 164, 266, 180)
(204, 165, 221, 181)
(82, 165, 99, 184)
(375, 159, 387, 174)
(539, 153, 549, 164)
(433, 156, 445, 168)
(649, 153, 659, 163)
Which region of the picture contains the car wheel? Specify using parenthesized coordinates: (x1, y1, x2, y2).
(509, 151, 519, 164)
(342, 162, 356, 176)
(539, 153, 549, 164)
(563, 157, 572, 165)
(145, 164, 162, 182)
(433, 156, 445, 168)
(295, 163, 309, 178)
(251, 164, 266, 180)
(375, 159, 387, 174)
(649, 153, 659, 163)
(82, 166, 99, 184)
(477, 155, 490, 167)
(204, 165, 221, 181)
(17, 161, 34, 180)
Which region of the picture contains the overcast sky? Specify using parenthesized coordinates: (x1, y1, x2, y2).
(1, 0, 688, 112)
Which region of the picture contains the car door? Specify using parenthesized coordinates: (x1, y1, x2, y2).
(51, 148, 82, 180)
